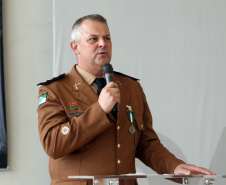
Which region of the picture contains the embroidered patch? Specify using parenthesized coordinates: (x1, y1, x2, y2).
(68, 112, 84, 117)
(61, 126, 69, 135)
(74, 112, 84, 117)
(38, 93, 47, 107)
(70, 102, 78, 110)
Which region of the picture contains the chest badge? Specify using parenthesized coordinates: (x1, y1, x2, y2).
(70, 102, 78, 110)
(126, 105, 136, 134)
(61, 126, 69, 135)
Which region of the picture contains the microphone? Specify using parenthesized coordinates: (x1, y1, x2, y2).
(102, 63, 118, 112)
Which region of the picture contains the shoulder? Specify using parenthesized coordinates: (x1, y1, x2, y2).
(113, 71, 139, 81)
(37, 73, 66, 86)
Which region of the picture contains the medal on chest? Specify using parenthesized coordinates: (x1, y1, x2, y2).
(129, 125, 136, 134)
(126, 105, 136, 134)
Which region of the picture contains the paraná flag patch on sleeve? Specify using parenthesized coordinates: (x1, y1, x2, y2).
(38, 93, 47, 108)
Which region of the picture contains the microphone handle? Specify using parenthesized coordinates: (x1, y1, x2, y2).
(105, 73, 114, 84)
(105, 73, 118, 112)
(113, 103, 118, 112)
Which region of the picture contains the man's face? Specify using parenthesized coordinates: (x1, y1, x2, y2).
(71, 20, 112, 76)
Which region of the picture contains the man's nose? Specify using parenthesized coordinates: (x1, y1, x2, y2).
(98, 38, 106, 47)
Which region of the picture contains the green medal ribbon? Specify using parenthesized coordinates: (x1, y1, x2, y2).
(127, 111, 135, 123)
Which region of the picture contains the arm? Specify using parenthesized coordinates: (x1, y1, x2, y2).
(37, 86, 112, 159)
(135, 83, 185, 174)
(135, 83, 215, 175)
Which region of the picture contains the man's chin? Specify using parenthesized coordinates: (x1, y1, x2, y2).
(96, 61, 111, 67)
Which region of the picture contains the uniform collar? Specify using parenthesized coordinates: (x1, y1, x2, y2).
(68, 65, 98, 105)
(76, 65, 96, 86)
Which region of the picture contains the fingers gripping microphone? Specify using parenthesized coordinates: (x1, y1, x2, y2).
(102, 63, 118, 112)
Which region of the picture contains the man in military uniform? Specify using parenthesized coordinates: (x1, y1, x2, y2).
(37, 14, 215, 185)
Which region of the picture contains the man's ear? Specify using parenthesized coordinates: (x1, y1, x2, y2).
(70, 41, 80, 54)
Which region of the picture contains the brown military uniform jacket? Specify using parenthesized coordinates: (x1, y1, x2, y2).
(37, 65, 184, 185)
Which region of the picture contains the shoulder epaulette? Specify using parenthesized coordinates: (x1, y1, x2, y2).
(113, 71, 139, 81)
(37, 73, 65, 86)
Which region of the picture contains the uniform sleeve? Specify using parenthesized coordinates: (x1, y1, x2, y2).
(37, 85, 112, 159)
(135, 83, 185, 174)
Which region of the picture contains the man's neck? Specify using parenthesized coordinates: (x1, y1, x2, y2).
(77, 64, 103, 77)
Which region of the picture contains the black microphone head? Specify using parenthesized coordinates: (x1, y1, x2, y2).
(103, 63, 113, 75)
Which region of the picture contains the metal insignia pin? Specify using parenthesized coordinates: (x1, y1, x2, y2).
(74, 112, 84, 117)
(61, 126, 69, 135)
(73, 83, 81, 90)
(116, 81, 122, 86)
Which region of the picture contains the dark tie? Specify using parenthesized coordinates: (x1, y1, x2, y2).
(95, 78, 106, 96)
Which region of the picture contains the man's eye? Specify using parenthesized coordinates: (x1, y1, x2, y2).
(105, 37, 110, 41)
(89, 38, 97, 41)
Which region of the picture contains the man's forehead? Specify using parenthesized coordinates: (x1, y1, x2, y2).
(80, 20, 110, 36)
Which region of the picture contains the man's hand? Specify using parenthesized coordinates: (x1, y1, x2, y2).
(174, 164, 216, 175)
(98, 82, 120, 114)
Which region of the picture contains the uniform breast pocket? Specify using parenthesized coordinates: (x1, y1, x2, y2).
(134, 116, 145, 146)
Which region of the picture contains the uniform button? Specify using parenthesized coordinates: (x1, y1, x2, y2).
(117, 126, 120, 130)
(141, 125, 144, 128)
(117, 144, 121, 149)
(117, 159, 121, 164)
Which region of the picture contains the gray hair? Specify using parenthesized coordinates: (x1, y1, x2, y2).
(71, 14, 108, 42)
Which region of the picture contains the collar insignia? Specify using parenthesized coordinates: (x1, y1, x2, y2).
(73, 83, 81, 90)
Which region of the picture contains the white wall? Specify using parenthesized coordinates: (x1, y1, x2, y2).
(0, 0, 52, 184)
(54, 0, 226, 177)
